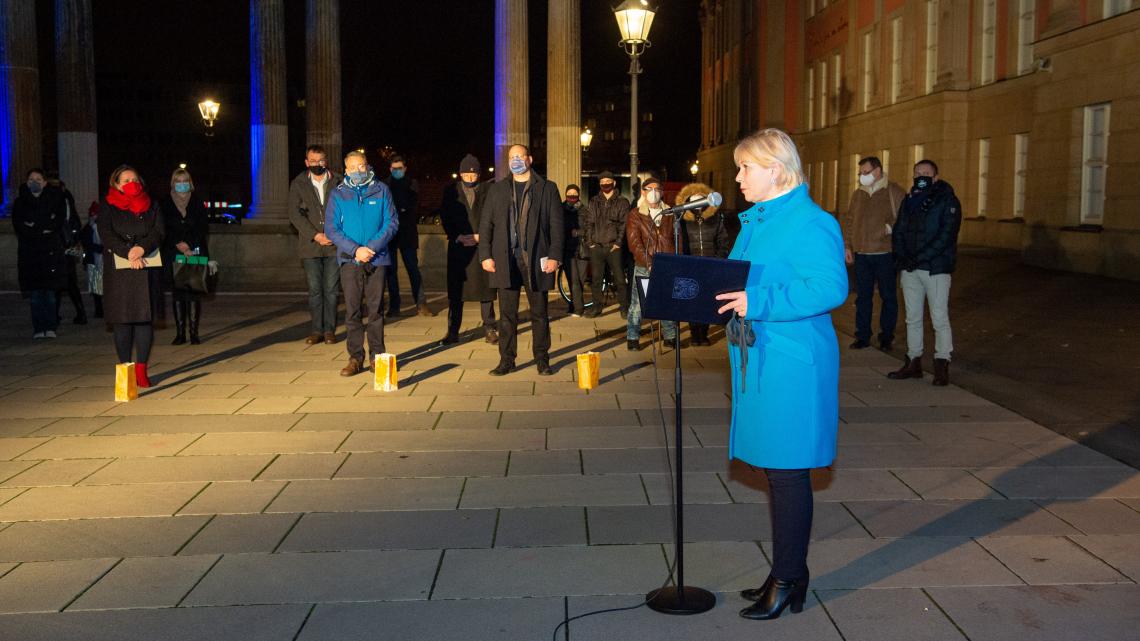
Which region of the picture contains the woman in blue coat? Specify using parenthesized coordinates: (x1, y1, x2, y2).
(715, 129, 848, 621)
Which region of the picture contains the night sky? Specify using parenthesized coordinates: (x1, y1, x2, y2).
(35, 0, 700, 199)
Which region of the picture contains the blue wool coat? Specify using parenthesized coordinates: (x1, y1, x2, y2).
(726, 184, 849, 469)
(325, 178, 399, 267)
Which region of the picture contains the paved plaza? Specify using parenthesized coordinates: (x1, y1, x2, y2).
(0, 289, 1137, 641)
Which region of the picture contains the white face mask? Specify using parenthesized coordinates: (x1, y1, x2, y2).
(646, 190, 661, 205)
(859, 173, 876, 187)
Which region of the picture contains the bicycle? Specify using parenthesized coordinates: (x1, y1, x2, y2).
(556, 261, 615, 310)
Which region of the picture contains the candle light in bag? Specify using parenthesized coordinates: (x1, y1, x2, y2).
(577, 352, 600, 390)
(374, 353, 398, 392)
(115, 363, 138, 402)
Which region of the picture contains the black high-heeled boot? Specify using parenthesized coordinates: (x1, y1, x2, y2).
(739, 574, 809, 620)
(739, 574, 773, 602)
(188, 300, 202, 345)
(171, 300, 187, 345)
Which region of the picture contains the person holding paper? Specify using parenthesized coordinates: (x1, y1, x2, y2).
(101, 165, 165, 388)
(624, 175, 677, 351)
(714, 129, 848, 621)
(478, 144, 563, 376)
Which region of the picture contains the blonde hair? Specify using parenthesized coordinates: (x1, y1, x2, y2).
(344, 150, 368, 165)
(733, 128, 805, 191)
(170, 168, 193, 189)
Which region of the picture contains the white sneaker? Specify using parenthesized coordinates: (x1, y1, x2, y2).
(45, 331, 57, 338)
(32, 332, 45, 339)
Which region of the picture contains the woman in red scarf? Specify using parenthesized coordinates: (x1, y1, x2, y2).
(101, 165, 164, 387)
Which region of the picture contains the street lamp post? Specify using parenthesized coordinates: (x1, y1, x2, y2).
(580, 127, 592, 152)
(197, 99, 220, 136)
(613, 0, 655, 196)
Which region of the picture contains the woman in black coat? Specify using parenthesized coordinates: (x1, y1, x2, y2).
(101, 165, 164, 388)
(676, 182, 730, 346)
(11, 168, 68, 338)
(159, 168, 210, 345)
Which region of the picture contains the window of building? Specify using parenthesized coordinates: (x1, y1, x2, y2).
(829, 159, 839, 210)
(817, 162, 825, 202)
(890, 18, 903, 103)
(642, 112, 654, 123)
(1013, 133, 1028, 218)
(1017, 0, 1035, 75)
(1104, 0, 1132, 18)
(911, 143, 925, 169)
(880, 149, 891, 177)
(980, 0, 997, 85)
(806, 66, 816, 132)
(605, 101, 616, 112)
(1081, 103, 1111, 224)
(862, 31, 874, 111)
(819, 59, 829, 128)
(622, 128, 630, 140)
(832, 53, 842, 124)
(851, 153, 862, 196)
(925, 0, 939, 93)
(587, 118, 597, 129)
(604, 131, 615, 141)
(977, 138, 990, 216)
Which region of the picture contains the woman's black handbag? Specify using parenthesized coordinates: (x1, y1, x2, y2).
(173, 256, 211, 294)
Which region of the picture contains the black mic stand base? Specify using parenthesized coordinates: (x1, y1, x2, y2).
(646, 585, 717, 615)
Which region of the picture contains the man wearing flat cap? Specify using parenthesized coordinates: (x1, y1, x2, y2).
(438, 154, 496, 346)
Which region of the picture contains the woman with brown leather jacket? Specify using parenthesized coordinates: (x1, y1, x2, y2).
(624, 175, 677, 351)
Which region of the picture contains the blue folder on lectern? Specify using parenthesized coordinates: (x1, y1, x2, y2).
(636, 253, 751, 326)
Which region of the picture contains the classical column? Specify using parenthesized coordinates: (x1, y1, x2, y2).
(55, 0, 98, 213)
(494, 0, 528, 180)
(1042, 0, 1084, 37)
(306, 0, 341, 165)
(546, 0, 580, 194)
(0, 0, 41, 213)
(935, 0, 971, 90)
(248, 0, 289, 223)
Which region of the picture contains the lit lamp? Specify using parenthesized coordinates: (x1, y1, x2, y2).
(580, 127, 593, 151)
(689, 161, 699, 178)
(198, 99, 220, 128)
(613, 0, 656, 191)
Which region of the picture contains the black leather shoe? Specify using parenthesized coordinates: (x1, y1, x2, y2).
(626, 339, 640, 351)
(879, 339, 894, 352)
(739, 575, 809, 620)
(848, 339, 871, 349)
(489, 361, 514, 376)
(739, 575, 774, 602)
(438, 334, 460, 346)
(536, 362, 554, 376)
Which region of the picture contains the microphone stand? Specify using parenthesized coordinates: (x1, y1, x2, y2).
(646, 211, 716, 615)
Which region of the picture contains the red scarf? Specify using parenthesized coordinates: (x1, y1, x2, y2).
(106, 183, 151, 215)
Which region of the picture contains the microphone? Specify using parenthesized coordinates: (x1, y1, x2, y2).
(662, 192, 722, 216)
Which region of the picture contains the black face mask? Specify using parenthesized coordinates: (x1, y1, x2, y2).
(600, 184, 614, 194)
(462, 179, 478, 187)
(309, 165, 327, 176)
(913, 175, 934, 191)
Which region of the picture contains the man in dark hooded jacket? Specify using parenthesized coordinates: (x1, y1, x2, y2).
(888, 159, 961, 386)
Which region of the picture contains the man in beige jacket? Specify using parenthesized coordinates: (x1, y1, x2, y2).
(843, 156, 906, 351)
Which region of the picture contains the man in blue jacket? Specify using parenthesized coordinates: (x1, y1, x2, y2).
(325, 150, 399, 377)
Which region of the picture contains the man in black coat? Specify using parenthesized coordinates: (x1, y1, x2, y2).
(438, 154, 497, 346)
(288, 144, 342, 345)
(383, 155, 431, 317)
(888, 159, 962, 386)
(478, 144, 564, 376)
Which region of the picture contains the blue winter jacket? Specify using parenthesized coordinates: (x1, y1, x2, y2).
(324, 178, 399, 267)
(726, 184, 849, 469)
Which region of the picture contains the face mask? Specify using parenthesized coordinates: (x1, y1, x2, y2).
(462, 179, 478, 187)
(391, 168, 406, 180)
(349, 170, 372, 184)
(509, 158, 528, 175)
(174, 183, 192, 194)
(27, 181, 43, 195)
(121, 181, 144, 197)
(645, 190, 661, 205)
(600, 183, 614, 194)
(566, 196, 579, 204)
(913, 175, 934, 191)
(308, 165, 327, 176)
(859, 174, 875, 187)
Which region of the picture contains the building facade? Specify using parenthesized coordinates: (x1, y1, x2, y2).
(698, 0, 1140, 281)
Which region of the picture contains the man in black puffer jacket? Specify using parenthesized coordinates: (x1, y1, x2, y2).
(888, 159, 962, 386)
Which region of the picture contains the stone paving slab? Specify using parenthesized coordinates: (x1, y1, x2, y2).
(0, 437, 51, 460)
(30, 417, 119, 437)
(498, 409, 641, 429)
(69, 554, 220, 610)
(291, 411, 439, 431)
(0, 418, 55, 437)
(927, 585, 1140, 641)
(506, 450, 582, 475)
(296, 598, 566, 641)
(340, 429, 546, 452)
(432, 544, 665, 598)
(335, 451, 507, 478)
(18, 434, 201, 460)
(460, 474, 648, 508)
(891, 469, 1006, 499)
(0, 516, 208, 562)
(99, 398, 251, 417)
(815, 588, 968, 641)
(975, 535, 1130, 584)
(0, 558, 118, 613)
(1038, 499, 1140, 534)
(180, 513, 300, 556)
(971, 467, 1140, 499)
(844, 499, 1083, 537)
(96, 414, 302, 435)
(278, 509, 496, 552)
(547, 426, 700, 450)
(297, 396, 435, 414)
(0, 482, 207, 521)
(434, 411, 501, 429)
(256, 453, 347, 480)
(180, 431, 349, 456)
(495, 506, 587, 547)
(0, 604, 311, 641)
(182, 549, 441, 605)
(1, 459, 110, 487)
(266, 477, 463, 512)
(83, 455, 273, 485)
(1067, 534, 1140, 581)
(177, 481, 286, 515)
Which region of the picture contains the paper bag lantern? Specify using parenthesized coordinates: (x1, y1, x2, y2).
(373, 353, 398, 392)
(115, 363, 138, 402)
(577, 351, 600, 390)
